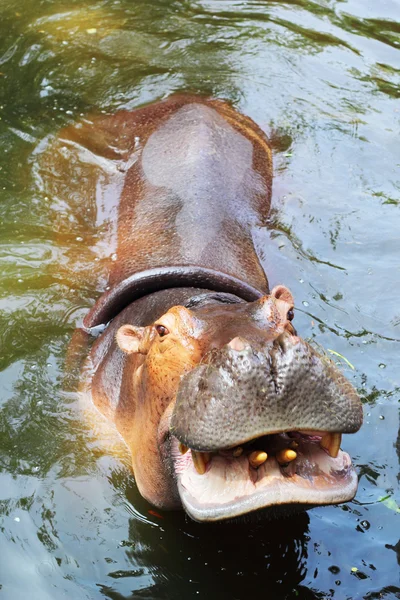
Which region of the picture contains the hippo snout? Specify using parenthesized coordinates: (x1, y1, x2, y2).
(170, 332, 363, 452)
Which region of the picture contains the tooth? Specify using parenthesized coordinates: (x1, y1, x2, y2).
(232, 446, 243, 457)
(289, 440, 299, 450)
(179, 443, 188, 455)
(320, 433, 342, 458)
(191, 450, 211, 474)
(276, 448, 297, 465)
(249, 450, 268, 469)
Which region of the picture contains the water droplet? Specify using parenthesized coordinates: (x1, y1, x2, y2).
(302, 301, 309, 307)
(328, 566, 340, 574)
(361, 520, 370, 529)
(379, 363, 386, 369)
(299, 278, 304, 283)
(32, 466, 40, 473)
(76, 236, 83, 242)
(379, 415, 384, 420)
(111, 253, 117, 261)
(14, 517, 20, 522)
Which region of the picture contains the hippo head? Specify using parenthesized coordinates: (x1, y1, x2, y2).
(115, 286, 363, 522)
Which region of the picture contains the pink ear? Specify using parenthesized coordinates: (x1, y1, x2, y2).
(270, 285, 294, 306)
(116, 324, 147, 354)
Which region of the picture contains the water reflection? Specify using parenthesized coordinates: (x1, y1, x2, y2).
(117, 508, 310, 599)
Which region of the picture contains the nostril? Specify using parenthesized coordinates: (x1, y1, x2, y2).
(228, 337, 249, 351)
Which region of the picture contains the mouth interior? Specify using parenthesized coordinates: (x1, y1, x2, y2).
(171, 431, 357, 522)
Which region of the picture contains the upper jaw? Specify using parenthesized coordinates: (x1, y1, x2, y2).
(168, 333, 362, 522)
(170, 333, 363, 452)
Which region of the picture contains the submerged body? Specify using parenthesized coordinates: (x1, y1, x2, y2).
(74, 95, 362, 522)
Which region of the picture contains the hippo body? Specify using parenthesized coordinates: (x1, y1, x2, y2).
(78, 96, 362, 522)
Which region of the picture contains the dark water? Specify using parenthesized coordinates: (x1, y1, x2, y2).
(0, 0, 399, 598)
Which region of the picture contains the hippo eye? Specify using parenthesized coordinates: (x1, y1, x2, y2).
(155, 324, 169, 337)
(287, 309, 294, 321)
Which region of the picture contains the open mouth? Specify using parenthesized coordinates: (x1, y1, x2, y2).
(167, 334, 362, 521)
(171, 431, 357, 522)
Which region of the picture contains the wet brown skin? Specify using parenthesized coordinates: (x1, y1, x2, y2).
(73, 95, 362, 519)
(86, 285, 296, 509)
(60, 94, 272, 294)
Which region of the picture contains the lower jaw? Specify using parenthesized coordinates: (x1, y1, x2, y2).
(178, 467, 358, 522)
(173, 442, 358, 522)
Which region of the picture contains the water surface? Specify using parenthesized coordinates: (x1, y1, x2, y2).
(0, 0, 399, 598)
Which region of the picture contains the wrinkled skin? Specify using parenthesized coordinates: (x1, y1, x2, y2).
(72, 95, 363, 522)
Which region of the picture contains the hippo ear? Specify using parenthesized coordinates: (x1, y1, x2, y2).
(116, 324, 148, 355)
(270, 285, 294, 307)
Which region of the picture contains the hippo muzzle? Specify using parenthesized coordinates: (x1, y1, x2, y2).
(170, 333, 362, 522)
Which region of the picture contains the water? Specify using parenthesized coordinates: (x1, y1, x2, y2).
(0, 0, 399, 598)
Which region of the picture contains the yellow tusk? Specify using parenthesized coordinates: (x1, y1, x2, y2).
(178, 442, 188, 455)
(276, 448, 297, 465)
(191, 450, 211, 475)
(232, 446, 243, 457)
(249, 450, 268, 469)
(320, 433, 342, 458)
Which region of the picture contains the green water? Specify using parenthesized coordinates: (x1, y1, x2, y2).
(0, 0, 399, 598)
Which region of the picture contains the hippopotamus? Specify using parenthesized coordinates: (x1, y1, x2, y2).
(76, 95, 362, 522)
